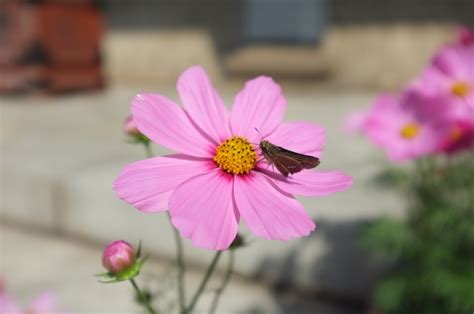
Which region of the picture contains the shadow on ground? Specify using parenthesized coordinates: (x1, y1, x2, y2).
(244, 220, 385, 314)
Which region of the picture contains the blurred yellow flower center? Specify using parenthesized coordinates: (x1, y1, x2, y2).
(214, 136, 257, 175)
(400, 122, 420, 139)
(449, 126, 462, 141)
(451, 81, 471, 97)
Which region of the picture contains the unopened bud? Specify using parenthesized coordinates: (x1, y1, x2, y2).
(123, 115, 141, 137)
(102, 240, 135, 274)
(123, 115, 150, 145)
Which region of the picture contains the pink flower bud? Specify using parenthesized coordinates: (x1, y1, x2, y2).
(123, 115, 141, 136)
(102, 240, 135, 273)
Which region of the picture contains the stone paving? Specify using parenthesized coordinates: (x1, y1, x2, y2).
(1, 85, 406, 312)
(2, 223, 362, 313)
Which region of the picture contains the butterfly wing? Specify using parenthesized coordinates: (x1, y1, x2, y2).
(273, 154, 300, 177)
(277, 147, 320, 170)
(260, 141, 320, 177)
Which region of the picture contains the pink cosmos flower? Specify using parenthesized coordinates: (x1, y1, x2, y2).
(358, 94, 443, 162)
(102, 240, 135, 273)
(114, 66, 352, 250)
(457, 26, 474, 46)
(438, 119, 474, 154)
(403, 42, 474, 120)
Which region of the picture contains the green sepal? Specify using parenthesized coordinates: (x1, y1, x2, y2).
(98, 278, 120, 284)
(97, 255, 148, 284)
(136, 241, 142, 259)
(126, 134, 150, 145)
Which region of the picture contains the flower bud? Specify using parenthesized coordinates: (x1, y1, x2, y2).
(123, 115, 141, 137)
(123, 115, 150, 145)
(102, 240, 135, 274)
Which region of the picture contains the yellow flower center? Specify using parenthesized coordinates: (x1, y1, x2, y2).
(400, 122, 420, 140)
(451, 81, 471, 97)
(214, 136, 257, 175)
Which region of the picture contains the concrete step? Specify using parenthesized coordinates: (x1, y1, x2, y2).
(224, 44, 330, 79)
(223, 24, 455, 90)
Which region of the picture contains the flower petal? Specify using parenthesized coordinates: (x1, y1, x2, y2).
(265, 122, 325, 157)
(432, 44, 474, 79)
(257, 169, 352, 197)
(113, 155, 212, 213)
(28, 292, 56, 312)
(344, 111, 369, 133)
(234, 172, 315, 241)
(169, 169, 238, 250)
(177, 66, 231, 143)
(132, 93, 215, 157)
(230, 76, 286, 142)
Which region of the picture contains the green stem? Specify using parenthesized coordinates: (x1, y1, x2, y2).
(144, 142, 154, 158)
(168, 212, 186, 314)
(185, 251, 223, 314)
(130, 278, 157, 314)
(209, 250, 234, 314)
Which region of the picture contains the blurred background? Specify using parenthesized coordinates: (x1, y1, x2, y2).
(1, 0, 473, 313)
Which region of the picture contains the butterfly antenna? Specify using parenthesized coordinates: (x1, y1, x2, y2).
(254, 127, 264, 140)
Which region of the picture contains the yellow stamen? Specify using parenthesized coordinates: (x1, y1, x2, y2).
(400, 122, 420, 140)
(214, 136, 257, 175)
(451, 81, 471, 97)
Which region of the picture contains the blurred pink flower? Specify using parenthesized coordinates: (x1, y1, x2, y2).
(102, 240, 135, 273)
(0, 278, 4, 295)
(114, 66, 352, 250)
(0, 294, 22, 314)
(403, 42, 474, 120)
(0, 289, 63, 314)
(0, 279, 20, 314)
(26, 292, 61, 314)
(457, 26, 474, 46)
(438, 119, 474, 154)
(123, 115, 141, 136)
(359, 94, 442, 161)
(343, 110, 368, 133)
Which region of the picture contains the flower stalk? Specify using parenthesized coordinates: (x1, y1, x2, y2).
(209, 250, 234, 314)
(130, 278, 157, 314)
(169, 212, 186, 314)
(185, 251, 223, 314)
